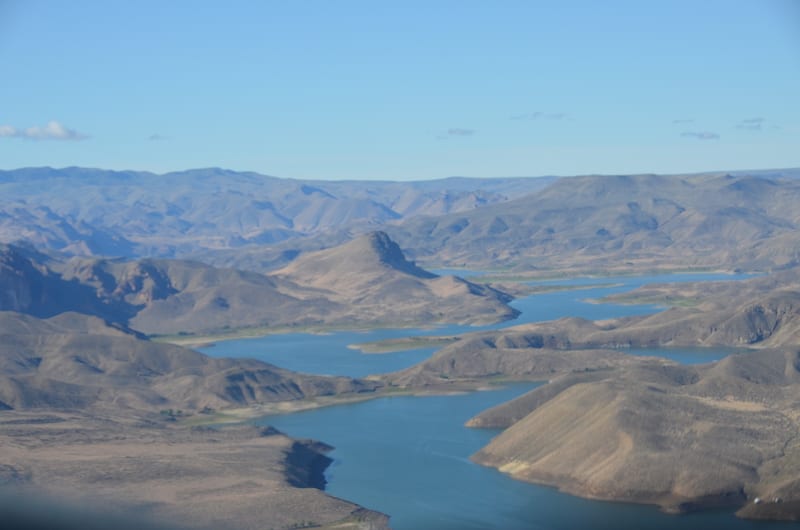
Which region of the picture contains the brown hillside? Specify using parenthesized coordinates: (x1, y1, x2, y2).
(0, 312, 379, 413)
(271, 231, 518, 326)
(470, 350, 800, 518)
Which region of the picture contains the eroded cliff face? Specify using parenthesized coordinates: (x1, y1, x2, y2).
(0, 246, 76, 315)
(0, 413, 391, 530)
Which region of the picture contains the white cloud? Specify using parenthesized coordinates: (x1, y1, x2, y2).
(681, 131, 720, 140)
(0, 120, 89, 140)
(736, 117, 765, 131)
(511, 112, 567, 120)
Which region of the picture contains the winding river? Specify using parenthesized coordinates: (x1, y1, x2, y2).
(201, 273, 794, 529)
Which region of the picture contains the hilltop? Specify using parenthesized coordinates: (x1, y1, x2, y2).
(273, 231, 517, 326)
(0, 232, 517, 336)
(385, 171, 800, 273)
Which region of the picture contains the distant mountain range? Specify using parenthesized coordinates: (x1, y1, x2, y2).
(3, 166, 800, 275)
(0, 166, 553, 259)
(386, 172, 800, 272)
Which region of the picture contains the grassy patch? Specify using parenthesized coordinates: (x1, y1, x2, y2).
(150, 320, 444, 347)
(593, 293, 701, 307)
(348, 335, 461, 353)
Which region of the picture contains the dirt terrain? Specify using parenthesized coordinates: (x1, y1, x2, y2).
(0, 410, 389, 529)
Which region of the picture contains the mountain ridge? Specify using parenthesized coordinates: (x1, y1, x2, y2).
(0, 232, 517, 335)
(0, 166, 554, 260)
(0, 311, 380, 413)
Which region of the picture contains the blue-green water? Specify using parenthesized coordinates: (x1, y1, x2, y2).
(206, 272, 787, 529)
(200, 273, 752, 376)
(261, 384, 789, 530)
(626, 346, 745, 365)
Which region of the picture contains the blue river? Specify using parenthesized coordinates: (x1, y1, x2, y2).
(202, 273, 793, 529)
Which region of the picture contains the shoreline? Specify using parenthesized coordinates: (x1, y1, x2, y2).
(470, 453, 752, 518)
(190, 378, 531, 426)
(150, 267, 749, 349)
(466, 266, 741, 284)
(471, 452, 800, 522)
(0, 410, 391, 530)
(152, 321, 444, 348)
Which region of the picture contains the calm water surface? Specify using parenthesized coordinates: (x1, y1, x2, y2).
(200, 272, 752, 375)
(261, 384, 788, 530)
(207, 272, 785, 529)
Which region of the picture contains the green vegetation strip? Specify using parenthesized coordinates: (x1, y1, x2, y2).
(348, 336, 461, 354)
(471, 266, 727, 284)
(591, 293, 700, 307)
(151, 321, 443, 347)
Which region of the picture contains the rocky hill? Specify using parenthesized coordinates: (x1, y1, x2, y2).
(0, 232, 517, 335)
(469, 349, 800, 519)
(0, 311, 379, 413)
(386, 271, 800, 388)
(385, 172, 800, 273)
(273, 231, 518, 326)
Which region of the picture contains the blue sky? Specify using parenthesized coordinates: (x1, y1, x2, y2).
(1, 0, 798, 179)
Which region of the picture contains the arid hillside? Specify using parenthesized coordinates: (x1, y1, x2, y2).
(0, 166, 551, 259)
(272, 231, 517, 326)
(386, 172, 800, 273)
(469, 349, 800, 520)
(1, 231, 517, 336)
(387, 270, 800, 389)
(0, 311, 380, 413)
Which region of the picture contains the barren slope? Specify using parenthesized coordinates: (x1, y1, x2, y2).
(386, 172, 800, 272)
(1, 233, 517, 336)
(0, 412, 389, 530)
(469, 350, 800, 519)
(0, 312, 379, 413)
(386, 271, 800, 389)
(271, 231, 518, 326)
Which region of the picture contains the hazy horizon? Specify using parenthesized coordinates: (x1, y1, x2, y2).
(2, 164, 799, 183)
